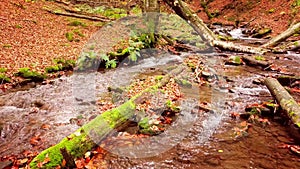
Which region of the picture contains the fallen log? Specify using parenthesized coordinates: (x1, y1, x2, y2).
(241, 55, 271, 69)
(262, 22, 300, 48)
(29, 65, 186, 168)
(163, 0, 269, 55)
(43, 7, 111, 22)
(272, 40, 300, 53)
(264, 78, 300, 142)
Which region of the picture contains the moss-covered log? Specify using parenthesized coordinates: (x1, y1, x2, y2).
(241, 55, 271, 69)
(29, 100, 136, 168)
(29, 65, 187, 168)
(264, 78, 300, 142)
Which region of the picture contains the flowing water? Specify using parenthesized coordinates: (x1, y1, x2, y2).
(0, 28, 300, 168)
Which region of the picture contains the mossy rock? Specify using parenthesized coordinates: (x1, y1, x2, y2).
(252, 28, 272, 38)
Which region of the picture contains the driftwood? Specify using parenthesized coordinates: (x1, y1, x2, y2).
(262, 22, 300, 48)
(164, 0, 269, 55)
(264, 78, 300, 142)
(241, 55, 271, 69)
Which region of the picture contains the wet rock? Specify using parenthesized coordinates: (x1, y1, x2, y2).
(252, 78, 264, 85)
(201, 71, 213, 78)
(225, 56, 243, 66)
(240, 113, 251, 119)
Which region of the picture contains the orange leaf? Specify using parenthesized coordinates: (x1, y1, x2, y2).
(61, 159, 66, 168)
(240, 121, 248, 127)
(30, 136, 41, 146)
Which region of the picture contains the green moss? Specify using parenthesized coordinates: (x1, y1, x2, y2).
(175, 78, 192, 88)
(130, 6, 142, 15)
(68, 20, 86, 27)
(0, 68, 7, 73)
(46, 59, 75, 73)
(229, 56, 242, 65)
(15, 24, 22, 28)
(186, 62, 196, 71)
(289, 111, 296, 116)
(73, 29, 85, 37)
(155, 75, 164, 81)
(165, 100, 180, 112)
(138, 117, 150, 129)
(248, 108, 261, 115)
(255, 55, 266, 61)
(65, 32, 74, 42)
(84, 100, 136, 130)
(292, 0, 300, 7)
(45, 65, 62, 73)
(30, 130, 94, 168)
(30, 76, 169, 168)
(30, 100, 136, 168)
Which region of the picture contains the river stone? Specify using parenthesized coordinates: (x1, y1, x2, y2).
(0, 161, 12, 168)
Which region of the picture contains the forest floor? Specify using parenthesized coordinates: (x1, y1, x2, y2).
(192, 0, 300, 36)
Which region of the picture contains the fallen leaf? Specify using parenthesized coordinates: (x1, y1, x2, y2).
(30, 136, 41, 146)
(17, 158, 28, 164)
(240, 121, 248, 127)
(41, 124, 51, 129)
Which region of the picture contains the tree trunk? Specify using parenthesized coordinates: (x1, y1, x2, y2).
(262, 22, 300, 48)
(264, 78, 300, 142)
(143, 0, 160, 44)
(163, 0, 268, 55)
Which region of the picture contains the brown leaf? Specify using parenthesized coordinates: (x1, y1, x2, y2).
(30, 136, 41, 146)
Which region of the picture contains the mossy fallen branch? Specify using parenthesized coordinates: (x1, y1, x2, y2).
(29, 65, 187, 168)
(264, 78, 300, 142)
